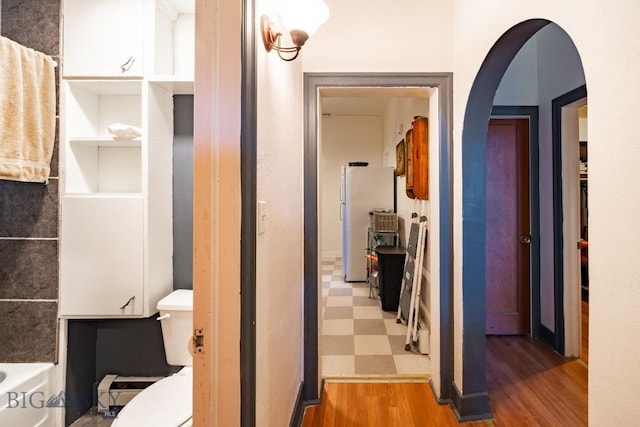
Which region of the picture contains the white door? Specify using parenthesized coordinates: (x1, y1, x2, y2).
(63, 0, 144, 77)
(60, 196, 144, 316)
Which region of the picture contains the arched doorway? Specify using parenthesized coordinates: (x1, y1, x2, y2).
(458, 19, 587, 420)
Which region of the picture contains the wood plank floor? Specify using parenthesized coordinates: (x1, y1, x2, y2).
(303, 335, 587, 426)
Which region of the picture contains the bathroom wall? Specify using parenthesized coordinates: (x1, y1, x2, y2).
(0, 0, 61, 363)
(172, 95, 194, 289)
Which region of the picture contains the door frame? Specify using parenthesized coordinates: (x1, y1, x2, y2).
(302, 73, 453, 403)
(488, 108, 540, 337)
(551, 85, 588, 356)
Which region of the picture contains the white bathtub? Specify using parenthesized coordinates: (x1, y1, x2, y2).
(0, 363, 57, 427)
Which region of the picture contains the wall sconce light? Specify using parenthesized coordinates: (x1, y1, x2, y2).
(260, 0, 330, 61)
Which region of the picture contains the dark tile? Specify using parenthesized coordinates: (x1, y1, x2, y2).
(353, 296, 381, 307)
(323, 306, 353, 320)
(388, 335, 422, 355)
(354, 355, 397, 375)
(353, 319, 387, 335)
(0, 178, 58, 238)
(321, 335, 354, 356)
(328, 288, 352, 296)
(0, 239, 58, 299)
(1, 0, 61, 56)
(0, 301, 57, 362)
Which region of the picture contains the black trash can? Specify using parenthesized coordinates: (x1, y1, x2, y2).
(374, 246, 406, 311)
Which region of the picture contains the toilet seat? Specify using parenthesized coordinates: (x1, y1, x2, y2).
(110, 369, 192, 427)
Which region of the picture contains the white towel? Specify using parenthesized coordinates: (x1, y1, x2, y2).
(0, 36, 56, 183)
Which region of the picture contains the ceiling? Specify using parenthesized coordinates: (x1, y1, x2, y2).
(320, 87, 434, 116)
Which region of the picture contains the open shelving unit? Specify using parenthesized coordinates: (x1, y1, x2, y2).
(59, 0, 194, 318)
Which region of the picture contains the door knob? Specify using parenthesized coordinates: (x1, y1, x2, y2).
(519, 234, 531, 244)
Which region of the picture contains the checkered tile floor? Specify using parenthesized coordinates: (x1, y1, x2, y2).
(321, 257, 430, 377)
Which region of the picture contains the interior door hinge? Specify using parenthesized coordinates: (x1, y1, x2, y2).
(193, 328, 204, 354)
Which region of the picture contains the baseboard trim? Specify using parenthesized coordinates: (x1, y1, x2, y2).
(290, 379, 325, 427)
(429, 377, 452, 406)
(289, 382, 305, 427)
(450, 382, 493, 422)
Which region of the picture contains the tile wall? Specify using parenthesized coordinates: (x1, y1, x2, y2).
(0, 0, 61, 362)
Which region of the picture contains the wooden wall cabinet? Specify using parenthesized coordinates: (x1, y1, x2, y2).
(411, 117, 429, 200)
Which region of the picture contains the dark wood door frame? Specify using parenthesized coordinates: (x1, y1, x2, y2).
(302, 73, 453, 406)
(490, 107, 541, 339)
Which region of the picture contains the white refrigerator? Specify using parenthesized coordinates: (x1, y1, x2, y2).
(340, 165, 395, 281)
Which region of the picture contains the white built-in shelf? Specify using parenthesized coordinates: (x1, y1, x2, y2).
(63, 193, 144, 199)
(69, 137, 143, 147)
(148, 76, 194, 95)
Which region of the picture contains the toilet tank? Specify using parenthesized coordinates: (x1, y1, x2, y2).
(157, 290, 193, 366)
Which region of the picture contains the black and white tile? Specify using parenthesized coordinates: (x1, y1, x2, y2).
(321, 258, 430, 377)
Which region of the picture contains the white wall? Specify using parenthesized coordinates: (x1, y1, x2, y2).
(380, 97, 432, 318)
(320, 115, 384, 258)
(255, 1, 304, 425)
(493, 35, 539, 106)
(301, 0, 454, 72)
(381, 98, 429, 246)
(254, 0, 640, 424)
(451, 2, 640, 425)
(535, 23, 586, 330)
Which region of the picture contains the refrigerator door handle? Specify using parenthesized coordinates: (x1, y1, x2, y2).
(340, 202, 345, 221)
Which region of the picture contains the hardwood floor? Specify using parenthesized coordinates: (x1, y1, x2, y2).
(302, 381, 486, 427)
(303, 336, 587, 426)
(486, 336, 587, 426)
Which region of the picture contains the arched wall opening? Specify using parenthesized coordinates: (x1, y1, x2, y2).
(457, 18, 587, 420)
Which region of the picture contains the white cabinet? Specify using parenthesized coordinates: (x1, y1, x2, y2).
(62, 0, 195, 79)
(63, 0, 145, 77)
(59, 0, 193, 317)
(60, 197, 144, 316)
(60, 79, 175, 318)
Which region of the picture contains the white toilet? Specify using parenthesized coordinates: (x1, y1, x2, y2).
(111, 289, 194, 427)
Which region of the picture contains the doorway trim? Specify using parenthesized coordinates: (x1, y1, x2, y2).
(490, 106, 541, 338)
(240, 0, 257, 424)
(302, 73, 453, 404)
(551, 85, 587, 355)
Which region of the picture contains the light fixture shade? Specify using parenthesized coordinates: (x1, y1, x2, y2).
(277, 0, 330, 37)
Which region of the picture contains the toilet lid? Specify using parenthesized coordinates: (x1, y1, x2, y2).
(111, 372, 192, 427)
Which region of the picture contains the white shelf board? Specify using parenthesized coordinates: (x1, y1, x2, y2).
(63, 193, 144, 199)
(65, 79, 143, 95)
(69, 137, 142, 147)
(147, 75, 194, 95)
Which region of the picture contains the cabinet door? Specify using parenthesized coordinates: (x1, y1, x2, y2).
(60, 196, 144, 317)
(63, 0, 144, 77)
